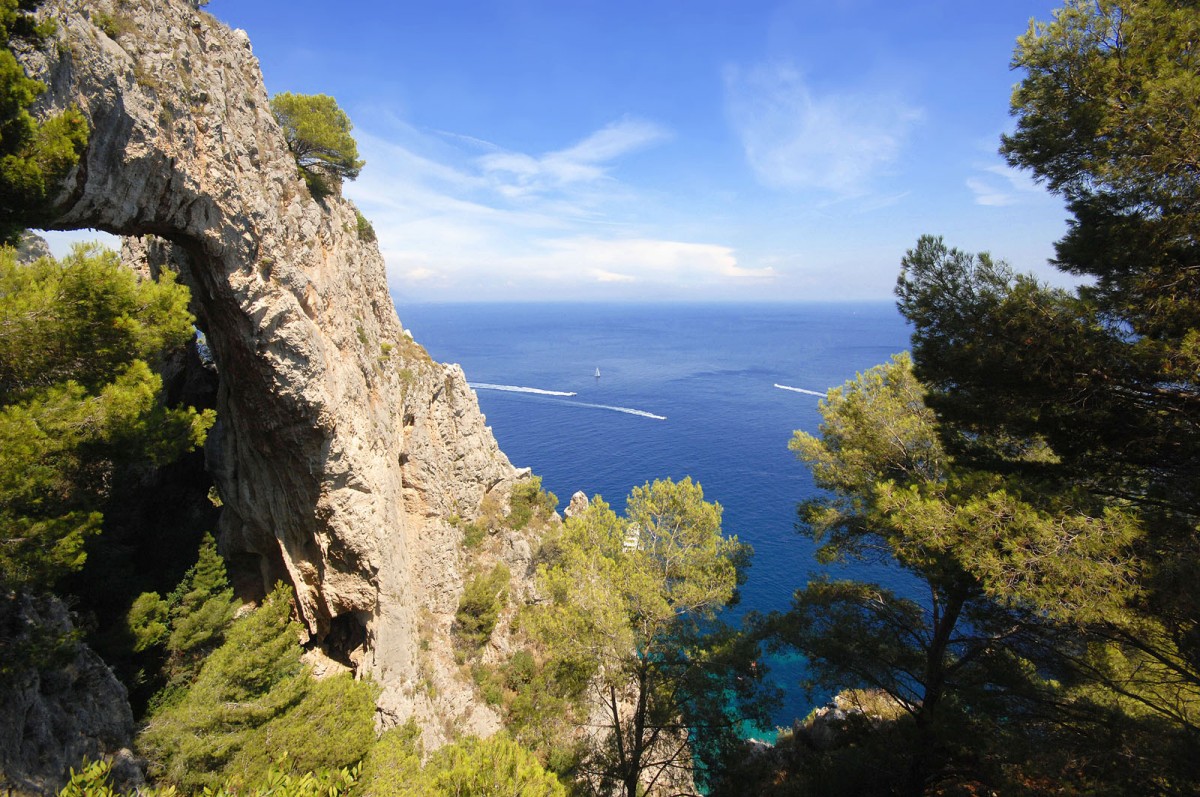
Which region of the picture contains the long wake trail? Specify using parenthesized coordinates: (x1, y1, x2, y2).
(470, 382, 577, 397)
(469, 382, 665, 419)
(560, 400, 667, 421)
(774, 383, 827, 398)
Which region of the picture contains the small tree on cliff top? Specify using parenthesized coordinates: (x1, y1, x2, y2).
(269, 92, 363, 198)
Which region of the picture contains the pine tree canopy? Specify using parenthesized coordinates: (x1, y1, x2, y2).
(269, 92, 364, 198)
(0, 245, 213, 591)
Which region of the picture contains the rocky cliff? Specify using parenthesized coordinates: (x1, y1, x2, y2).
(0, 595, 140, 794)
(21, 0, 525, 737)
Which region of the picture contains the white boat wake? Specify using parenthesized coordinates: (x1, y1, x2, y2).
(774, 383, 826, 397)
(470, 382, 578, 397)
(469, 382, 664, 420)
(565, 400, 667, 421)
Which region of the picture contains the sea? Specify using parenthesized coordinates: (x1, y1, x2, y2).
(394, 301, 914, 734)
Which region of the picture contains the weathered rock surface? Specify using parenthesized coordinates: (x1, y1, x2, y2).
(0, 594, 138, 795)
(14, 232, 52, 263)
(21, 0, 523, 736)
(564, 490, 590, 518)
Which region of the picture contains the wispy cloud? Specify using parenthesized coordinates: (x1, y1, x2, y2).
(344, 116, 766, 300)
(966, 163, 1043, 207)
(531, 237, 771, 286)
(724, 62, 922, 196)
(479, 117, 670, 199)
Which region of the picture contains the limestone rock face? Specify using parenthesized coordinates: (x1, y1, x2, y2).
(14, 232, 52, 263)
(22, 0, 520, 729)
(564, 490, 590, 518)
(0, 595, 137, 795)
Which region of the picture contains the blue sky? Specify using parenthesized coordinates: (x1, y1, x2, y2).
(60, 0, 1075, 302)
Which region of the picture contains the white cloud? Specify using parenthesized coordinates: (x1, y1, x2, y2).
(404, 267, 439, 282)
(724, 62, 922, 196)
(479, 117, 670, 199)
(966, 163, 1045, 207)
(344, 116, 771, 300)
(594, 269, 638, 283)
(966, 177, 1016, 207)
(535, 237, 745, 282)
(723, 264, 779, 279)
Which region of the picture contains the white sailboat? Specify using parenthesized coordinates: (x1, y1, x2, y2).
(595, 367, 601, 378)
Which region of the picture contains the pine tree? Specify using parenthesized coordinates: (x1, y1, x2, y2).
(138, 585, 378, 793)
(774, 354, 1145, 792)
(529, 478, 768, 795)
(0, 245, 213, 592)
(881, 5, 1200, 786)
(269, 92, 363, 198)
(164, 533, 236, 667)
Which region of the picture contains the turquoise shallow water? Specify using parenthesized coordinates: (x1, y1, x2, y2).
(395, 301, 914, 731)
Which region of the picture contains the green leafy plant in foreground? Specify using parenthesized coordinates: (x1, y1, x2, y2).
(59, 758, 359, 797)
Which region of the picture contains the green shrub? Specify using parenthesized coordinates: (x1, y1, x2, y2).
(462, 521, 486, 549)
(358, 726, 564, 797)
(424, 735, 565, 797)
(471, 664, 504, 706)
(454, 564, 509, 648)
(58, 758, 360, 797)
(355, 210, 376, 242)
(504, 650, 536, 691)
(508, 476, 558, 531)
(357, 721, 423, 795)
(92, 11, 134, 39)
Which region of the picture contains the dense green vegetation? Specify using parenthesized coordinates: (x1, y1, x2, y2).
(454, 561, 510, 648)
(9, 0, 1200, 794)
(65, 724, 567, 797)
(358, 723, 566, 797)
(527, 478, 769, 795)
(139, 584, 379, 793)
(0, 244, 213, 594)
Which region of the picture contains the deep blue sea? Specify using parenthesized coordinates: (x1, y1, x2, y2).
(395, 301, 913, 732)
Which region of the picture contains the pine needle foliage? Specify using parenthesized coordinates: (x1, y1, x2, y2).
(358, 724, 565, 797)
(529, 478, 769, 795)
(269, 92, 363, 199)
(0, 245, 213, 591)
(137, 585, 378, 793)
(455, 562, 509, 648)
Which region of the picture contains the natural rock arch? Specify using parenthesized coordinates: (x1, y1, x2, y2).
(23, 0, 520, 737)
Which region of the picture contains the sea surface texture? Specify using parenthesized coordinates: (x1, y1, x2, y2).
(397, 301, 913, 731)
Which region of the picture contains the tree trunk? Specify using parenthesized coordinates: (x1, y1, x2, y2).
(906, 587, 966, 795)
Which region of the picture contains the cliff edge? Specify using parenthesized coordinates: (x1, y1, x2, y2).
(21, 0, 523, 737)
